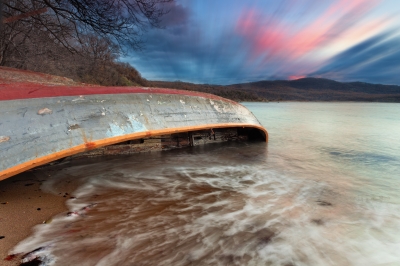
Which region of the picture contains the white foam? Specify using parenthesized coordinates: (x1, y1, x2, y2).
(11, 142, 400, 265)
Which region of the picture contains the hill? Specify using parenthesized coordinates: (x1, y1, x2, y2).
(224, 78, 400, 102)
(148, 81, 265, 102)
(151, 78, 400, 102)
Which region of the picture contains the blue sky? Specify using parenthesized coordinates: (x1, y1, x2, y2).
(125, 0, 400, 85)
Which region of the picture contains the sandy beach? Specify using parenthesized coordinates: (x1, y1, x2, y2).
(0, 168, 71, 265)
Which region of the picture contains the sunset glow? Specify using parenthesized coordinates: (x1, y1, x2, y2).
(289, 75, 306, 80)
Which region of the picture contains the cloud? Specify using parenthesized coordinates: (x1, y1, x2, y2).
(125, 0, 400, 85)
(233, 0, 389, 81)
(129, 28, 257, 84)
(159, 1, 190, 28)
(312, 31, 400, 84)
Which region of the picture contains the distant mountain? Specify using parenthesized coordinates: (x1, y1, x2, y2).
(225, 78, 400, 102)
(149, 80, 265, 102)
(150, 78, 400, 102)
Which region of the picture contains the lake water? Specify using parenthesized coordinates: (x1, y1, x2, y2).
(12, 102, 400, 266)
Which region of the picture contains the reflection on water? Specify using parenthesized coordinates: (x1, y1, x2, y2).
(13, 103, 400, 266)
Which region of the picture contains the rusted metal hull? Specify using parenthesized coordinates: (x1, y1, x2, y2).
(0, 86, 267, 181)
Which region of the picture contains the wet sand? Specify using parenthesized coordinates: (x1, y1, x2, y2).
(0, 168, 69, 265)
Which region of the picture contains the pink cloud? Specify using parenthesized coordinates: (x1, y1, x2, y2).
(235, 11, 286, 59)
(235, 0, 383, 63)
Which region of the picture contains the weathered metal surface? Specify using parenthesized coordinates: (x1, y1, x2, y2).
(0, 88, 267, 181)
(0, 84, 241, 103)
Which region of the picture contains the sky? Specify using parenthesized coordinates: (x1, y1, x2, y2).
(125, 0, 400, 85)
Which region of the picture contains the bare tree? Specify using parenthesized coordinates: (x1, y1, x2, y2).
(2, 0, 171, 51)
(1, 0, 169, 85)
(0, 0, 3, 31)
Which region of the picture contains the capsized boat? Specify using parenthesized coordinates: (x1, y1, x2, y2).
(0, 82, 267, 181)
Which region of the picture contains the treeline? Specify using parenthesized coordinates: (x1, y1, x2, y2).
(149, 81, 267, 102)
(1, 27, 148, 86)
(225, 78, 400, 102)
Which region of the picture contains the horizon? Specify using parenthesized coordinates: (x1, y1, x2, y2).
(124, 0, 400, 86)
(151, 76, 400, 87)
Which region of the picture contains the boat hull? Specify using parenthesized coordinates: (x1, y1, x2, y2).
(0, 89, 267, 181)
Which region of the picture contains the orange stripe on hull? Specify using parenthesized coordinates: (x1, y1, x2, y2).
(0, 123, 268, 181)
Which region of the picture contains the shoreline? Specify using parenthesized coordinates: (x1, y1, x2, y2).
(0, 168, 71, 265)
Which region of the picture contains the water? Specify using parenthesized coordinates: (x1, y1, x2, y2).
(13, 102, 400, 265)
